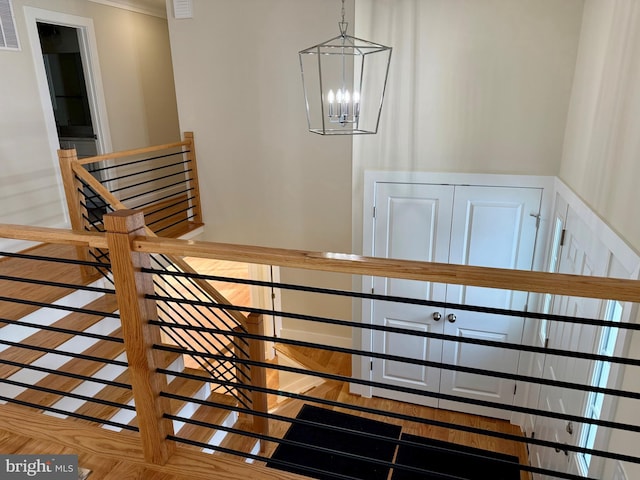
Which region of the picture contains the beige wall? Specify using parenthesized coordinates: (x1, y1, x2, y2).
(167, 0, 355, 342)
(0, 0, 179, 235)
(167, 0, 586, 346)
(560, 0, 640, 251)
(558, 1, 640, 477)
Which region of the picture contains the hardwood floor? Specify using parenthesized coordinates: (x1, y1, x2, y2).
(259, 346, 531, 480)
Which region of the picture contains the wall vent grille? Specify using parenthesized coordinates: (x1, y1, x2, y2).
(173, 0, 193, 19)
(0, 0, 19, 51)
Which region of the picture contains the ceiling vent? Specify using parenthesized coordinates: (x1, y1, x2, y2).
(0, 0, 19, 50)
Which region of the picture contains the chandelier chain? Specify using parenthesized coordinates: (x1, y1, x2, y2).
(341, 0, 345, 24)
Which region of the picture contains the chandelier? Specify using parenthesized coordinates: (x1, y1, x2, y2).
(299, 0, 392, 135)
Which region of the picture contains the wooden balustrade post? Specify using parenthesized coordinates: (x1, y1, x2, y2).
(58, 148, 94, 279)
(104, 210, 176, 465)
(233, 325, 252, 423)
(183, 132, 203, 226)
(246, 313, 268, 452)
(58, 148, 86, 231)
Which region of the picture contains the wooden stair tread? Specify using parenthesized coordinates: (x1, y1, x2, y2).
(12, 327, 125, 409)
(174, 392, 238, 447)
(0, 244, 102, 321)
(214, 418, 258, 459)
(56, 348, 182, 426)
(0, 294, 120, 379)
(71, 369, 132, 423)
(128, 364, 210, 429)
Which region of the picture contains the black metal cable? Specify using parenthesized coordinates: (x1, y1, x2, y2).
(146, 205, 195, 229)
(153, 213, 198, 235)
(99, 158, 189, 185)
(158, 367, 640, 468)
(92, 150, 189, 176)
(155, 304, 250, 387)
(0, 274, 114, 295)
(150, 320, 639, 402)
(0, 296, 119, 319)
(151, 271, 249, 358)
(0, 395, 138, 432)
(147, 296, 640, 369)
(109, 169, 193, 194)
(155, 349, 640, 435)
(151, 255, 248, 351)
(0, 339, 127, 367)
(0, 317, 123, 344)
(119, 178, 196, 204)
(154, 315, 250, 405)
(129, 192, 196, 213)
(146, 268, 640, 332)
(0, 251, 111, 269)
(166, 422, 599, 480)
(0, 358, 130, 389)
(0, 377, 135, 411)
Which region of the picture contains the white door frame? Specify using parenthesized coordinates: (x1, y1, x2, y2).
(23, 7, 112, 227)
(355, 171, 554, 401)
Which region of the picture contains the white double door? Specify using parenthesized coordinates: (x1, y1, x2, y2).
(369, 182, 542, 419)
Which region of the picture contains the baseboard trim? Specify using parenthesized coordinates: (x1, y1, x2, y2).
(279, 328, 352, 349)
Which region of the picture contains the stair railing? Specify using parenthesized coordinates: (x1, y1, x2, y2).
(3, 215, 640, 479)
(57, 134, 251, 407)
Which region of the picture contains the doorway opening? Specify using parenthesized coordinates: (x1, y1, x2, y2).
(36, 21, 107, 221)
(37, 23, 96, 156)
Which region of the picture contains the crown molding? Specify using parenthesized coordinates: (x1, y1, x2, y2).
(88, 0, 167, 19)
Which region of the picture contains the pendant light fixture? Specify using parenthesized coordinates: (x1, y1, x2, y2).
(299, 0, 392, 135)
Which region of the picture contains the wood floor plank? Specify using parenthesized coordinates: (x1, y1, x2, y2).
(0, 294, 119, 379)
(0, 244, 102, 321)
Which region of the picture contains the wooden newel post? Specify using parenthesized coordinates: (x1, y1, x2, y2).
(104, 210, 176, 465)
(246, 312, 268, 452)
(58, 148, 93, 279)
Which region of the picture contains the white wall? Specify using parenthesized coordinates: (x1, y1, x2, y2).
(0, 0, 179, 237)
(558, 1, 640, 478)
(351, 0, 584, 255)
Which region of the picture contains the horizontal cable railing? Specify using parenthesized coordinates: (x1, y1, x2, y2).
(59, 133, 203, 238)
(146, 265, 640, 480)
(1, 218, 639, 480)
(0, 249, 136, 431)
(56, 134, 251, 410)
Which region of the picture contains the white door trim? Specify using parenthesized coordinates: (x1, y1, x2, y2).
(23, 7, 112, 227)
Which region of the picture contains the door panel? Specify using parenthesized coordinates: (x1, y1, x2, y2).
(372, 314, 443, 406)
(371, 183, 453, 406)
(370, 183, 543, 418)
(536, 206, 608, 478)
(373, 183, 453, 300)
(440, 186, 542, 419)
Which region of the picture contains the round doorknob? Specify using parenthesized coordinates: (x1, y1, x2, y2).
(432, 312, 442, 321)
(447, 313, 457, 323)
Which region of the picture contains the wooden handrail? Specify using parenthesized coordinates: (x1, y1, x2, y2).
(0, 224, 107, 249)
(1, 222, 639, 303)
(132, 236, 640, 303)
(56, 134, 248, 330)
(75, 139, 190, 165)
